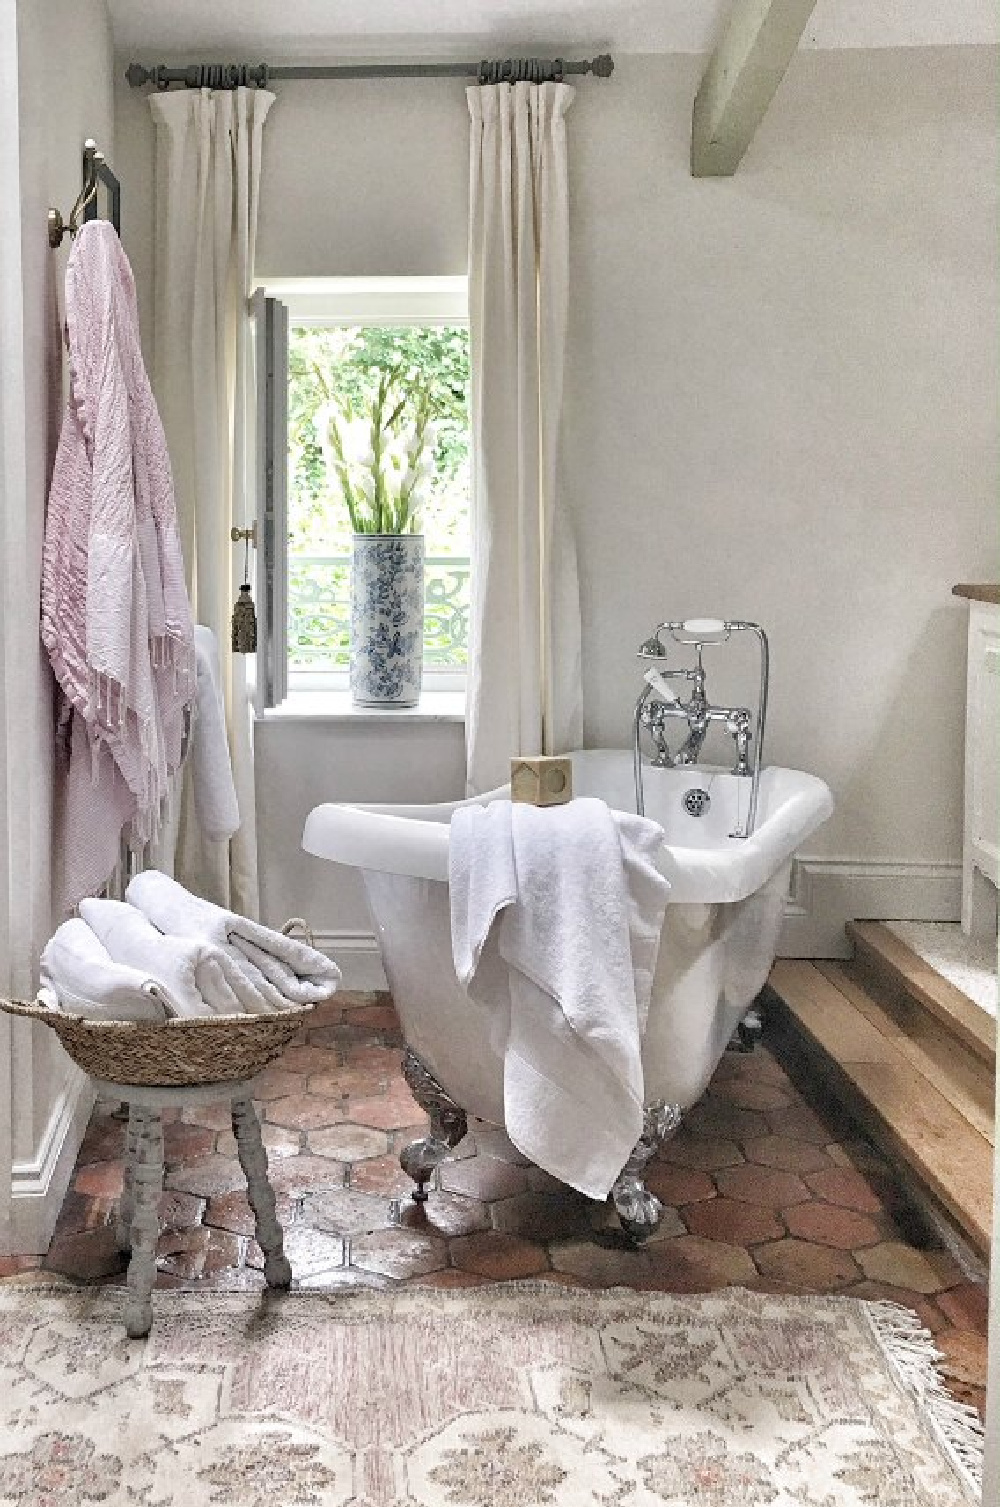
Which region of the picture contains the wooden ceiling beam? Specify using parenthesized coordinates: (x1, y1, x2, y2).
(691, 0, 818, 177)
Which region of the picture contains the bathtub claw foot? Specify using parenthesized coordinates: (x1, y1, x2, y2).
(399, 1049, 468, 1204)
(612, 1100, 682, 1244)
(731, 1002, 764, 1053)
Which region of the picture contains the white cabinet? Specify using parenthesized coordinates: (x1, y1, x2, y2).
(958, 589, 1000, 939)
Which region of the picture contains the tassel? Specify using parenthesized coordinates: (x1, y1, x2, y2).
(232, 584, 257, 653)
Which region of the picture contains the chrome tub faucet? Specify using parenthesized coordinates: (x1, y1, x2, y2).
(633, 619, 769, 838)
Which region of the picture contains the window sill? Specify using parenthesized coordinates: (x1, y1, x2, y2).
(257, 689, 466, 725)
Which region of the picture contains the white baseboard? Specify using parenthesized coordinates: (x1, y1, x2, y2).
(8, 1062, 94, 1254)
(314, 930, 387, 991)
(778, 857, 962, 958)
(316, 859, 962, 984)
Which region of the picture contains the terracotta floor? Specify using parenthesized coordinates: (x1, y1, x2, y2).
(3, 991, 989, 1419)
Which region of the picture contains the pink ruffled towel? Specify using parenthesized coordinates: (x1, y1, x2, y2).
(41, 221, 195, 911)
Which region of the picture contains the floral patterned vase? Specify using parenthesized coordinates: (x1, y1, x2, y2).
(350, 534, 425, 706)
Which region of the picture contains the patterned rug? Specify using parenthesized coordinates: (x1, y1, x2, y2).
(0, 1282, 982, 1506)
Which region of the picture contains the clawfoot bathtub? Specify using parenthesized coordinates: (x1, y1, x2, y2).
(303, 749, 833, 1238)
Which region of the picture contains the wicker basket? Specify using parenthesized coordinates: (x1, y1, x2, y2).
(0, 995, 315, 1087)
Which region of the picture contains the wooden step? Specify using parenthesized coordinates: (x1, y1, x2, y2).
(846, 920, 996, 1069)
(767, 958, 994, 1257)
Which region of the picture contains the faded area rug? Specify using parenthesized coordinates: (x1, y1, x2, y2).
(0, 1282, 982, 1506)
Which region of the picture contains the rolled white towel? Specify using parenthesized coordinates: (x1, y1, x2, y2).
(126, 870, 340, 1004)
(79, 898, 274, 1017)
(40, 918, 175, 1023)
(191, 626, 241, 841)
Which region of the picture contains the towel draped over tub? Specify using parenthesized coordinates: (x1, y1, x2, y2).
(449, 797, 670, 1200)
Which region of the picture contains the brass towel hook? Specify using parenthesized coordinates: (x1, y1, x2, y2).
(48, 140, 104, 248)
(230, 524, 257, 547)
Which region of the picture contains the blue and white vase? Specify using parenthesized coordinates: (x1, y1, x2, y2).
(350, 534, 425, 706)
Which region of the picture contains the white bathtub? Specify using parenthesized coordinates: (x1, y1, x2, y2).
(303, 749, 832, 1229)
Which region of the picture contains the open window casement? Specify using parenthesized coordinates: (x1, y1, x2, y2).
(252, 289, 288, 709)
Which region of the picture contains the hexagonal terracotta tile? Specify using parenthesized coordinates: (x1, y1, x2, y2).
(936, 1282, 990, 1333)
(349, 1155, 414, 1197)
(246, 1225, 345, 1279)
(784, 1202, 881, 1251)
(490, 1190, 595, 1241)
(744, 1135, 832, 1175)
(410, 1269, 489, 1288)
(349, 1002, 403, 1033)
(155, 1227, 242, 1281)
(708, 1077, 793, 1113)
(450, 1231, 550, 1279)
(766, 1106, 838, 1145)
(682, 1198, 784, 1246)
(753, 1238, 859, 1289)
(440, 1155, 530, 1202)
(548, 1238, 655, 1286)
(398, 1193, 491, 1238)
(181, 1101, 236, 1132)
(277, 1044, 343, 1077)
(644, 1161, 717, 1207)
(73, 1161, 125, 1199)
(351, 1228, 448, 1279)
(265, 1154, 346, 1199)
(307, 1124, 390, 1162)
(648, 1235, 758, 1290)
(855, 1241, 963, 1295)
(76, 1118, 126, 1165)
(44, 1226, 128, 1282)
(348, 1092, 425, 1131)
(164, 1156, 248, 1199)
(713, 1162, 809, 1208)
(306, 1186, 396, 1237)
(662, 1133, 744, 1172)
(683, 1099, 770, 1143)
(250, 1067, 307, 1102)
(803, 1167, 884, 1213)
(265, 1095, 346, 1132)
(215, 1123, 302, 1160)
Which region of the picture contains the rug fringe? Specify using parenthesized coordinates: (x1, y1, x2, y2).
(863, 1299, 984, 1496)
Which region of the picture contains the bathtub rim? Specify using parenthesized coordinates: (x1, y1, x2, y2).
(302, 750, 833, 906)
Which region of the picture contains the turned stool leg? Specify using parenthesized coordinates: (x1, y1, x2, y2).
(124, 1106, 164, 1339)
(232, 1096, 292, 1289)
(116, 1103, 139, 1253)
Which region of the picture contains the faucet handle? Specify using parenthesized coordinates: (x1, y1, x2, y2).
(644, 668, 682, 704)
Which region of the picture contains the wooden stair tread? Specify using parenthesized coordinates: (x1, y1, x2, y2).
(817, 960, 995, 1147)
(769, 959, 994, 1256)
(847, 920, 996, 1068)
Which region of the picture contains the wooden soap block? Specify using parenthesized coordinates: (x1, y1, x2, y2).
(510, 755, 573, 806)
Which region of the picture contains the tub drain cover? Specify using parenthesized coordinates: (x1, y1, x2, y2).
(683, 788, 711, 817)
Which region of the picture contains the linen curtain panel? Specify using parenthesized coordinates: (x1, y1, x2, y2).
(465, 81, 583, 795)
(149, 86, 273, 915)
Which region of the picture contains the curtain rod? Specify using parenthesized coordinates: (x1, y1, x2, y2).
(125, 55, 614, 90)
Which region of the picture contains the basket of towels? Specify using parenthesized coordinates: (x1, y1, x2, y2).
(0, 873, 341, 1086)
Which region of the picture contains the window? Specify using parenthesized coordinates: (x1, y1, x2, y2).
(255, 278, 470, 704)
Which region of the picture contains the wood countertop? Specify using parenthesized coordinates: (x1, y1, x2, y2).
(952, 584, 1000, 605)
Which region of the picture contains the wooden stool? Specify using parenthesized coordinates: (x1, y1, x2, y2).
(94, 1077, 292, 1338)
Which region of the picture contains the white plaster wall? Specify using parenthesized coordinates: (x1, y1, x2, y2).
(0, 0, 114, 1254)
(113, 47, 997, 957)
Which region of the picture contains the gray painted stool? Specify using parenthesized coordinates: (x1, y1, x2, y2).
(95, 1077, 292, 1338)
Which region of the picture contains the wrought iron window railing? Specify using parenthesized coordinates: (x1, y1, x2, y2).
(289, 554, 471, 671)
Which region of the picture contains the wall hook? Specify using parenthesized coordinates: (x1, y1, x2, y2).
(48, 140, 104, 248)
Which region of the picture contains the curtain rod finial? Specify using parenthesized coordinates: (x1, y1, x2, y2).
(590, 53, 614, 77)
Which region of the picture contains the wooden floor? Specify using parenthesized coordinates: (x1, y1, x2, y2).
(769, 924, 995, 1260)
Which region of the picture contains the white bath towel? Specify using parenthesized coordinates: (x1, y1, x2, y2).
(126, 869, 340, 1004)
(40, 918, 175, 1023)
(79, 898, 263, 1018)
(191, 626, 241, 842)
(449, 797, 670, 1201)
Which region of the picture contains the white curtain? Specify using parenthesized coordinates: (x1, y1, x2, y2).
(149, 87, 274, 915)
(465, 81, 583, 795)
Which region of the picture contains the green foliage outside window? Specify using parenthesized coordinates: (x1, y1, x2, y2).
(287, 325, 471, 671)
